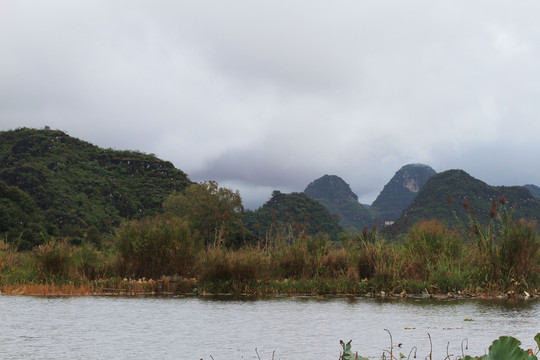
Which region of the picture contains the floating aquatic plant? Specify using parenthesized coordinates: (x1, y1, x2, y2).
(340, 333, 540, 360)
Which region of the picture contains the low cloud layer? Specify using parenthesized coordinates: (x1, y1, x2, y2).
(2, 1, 540, 208)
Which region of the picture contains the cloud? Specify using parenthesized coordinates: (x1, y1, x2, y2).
(2, 1, 540, 209)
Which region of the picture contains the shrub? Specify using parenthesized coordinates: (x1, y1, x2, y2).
(73, 242, 113, 280)
(321, 248, 349, 278)
(197, 247, 232, 282)
(403, 219, 463, 280)
(406, 219, 462, 260)
(116, 216, 199, 278)
(33, 239, 76, 281)
(229, 248, 268, 282)
(499, 219, 540, 279)
(271, 242, 309, 279)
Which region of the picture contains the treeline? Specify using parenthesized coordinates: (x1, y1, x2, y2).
(1, 184, 539, 296)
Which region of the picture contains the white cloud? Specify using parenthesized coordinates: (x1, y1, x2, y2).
(2, 1, 540, 209)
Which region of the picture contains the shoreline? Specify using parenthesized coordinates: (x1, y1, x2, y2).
(1, 282, 538, 300)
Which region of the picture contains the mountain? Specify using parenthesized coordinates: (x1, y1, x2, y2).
(304, 175, 374, 233)
(243, 190, 344, 241)
(0, 127, 192, 249)
(395, 169, 540, 229)
(370, 164, 436, 222)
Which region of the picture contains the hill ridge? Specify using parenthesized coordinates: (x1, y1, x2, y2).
(0, 127, 192, 248)
(304, 174, 374, 233)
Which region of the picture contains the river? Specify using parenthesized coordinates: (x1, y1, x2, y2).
(0, 295, 538, 359)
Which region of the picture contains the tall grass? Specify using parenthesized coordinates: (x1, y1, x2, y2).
(115, 215, 200, 279)
(2, 201, 539, 296)
(33, 239, 76, 281)
(454, 196, 540, 289)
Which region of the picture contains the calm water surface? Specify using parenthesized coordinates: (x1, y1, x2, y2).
(0, 295, 538, 359)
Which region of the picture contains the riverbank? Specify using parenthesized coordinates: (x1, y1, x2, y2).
(1, 277, 538, 299)
(1, 217, 538, 298)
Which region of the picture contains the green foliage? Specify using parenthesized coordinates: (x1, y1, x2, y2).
(33, 239, 76, 281)
(163, 181, 244, 247)
(403, 219, 464, 284)
(0, 180, 48, 249)
(304, 175, 374, 233)
(499, 219, 540, 279)
(395, 170, 540, 233)
(0, 127, 191, 247)
(340, 340, 368, 360)
(116, 216, 199, 278)
(342, 334, 539, 360)
(454, 196, 540, 284)
(243, 190, 344, 242)
(463, 335, 538, 360)
(271, 238, 318, 279)
(73, 242, 113, 280)
(406, 219, 461, 260)
(197, 247, 267, 283)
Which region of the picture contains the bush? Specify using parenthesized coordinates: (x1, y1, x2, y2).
(321, 248, 349, 278)
(33, 239, 76, 281)
(73, 242, 113, 280)
(229, 248, 268, 282)
(116, 216, 199, 278)
(403, 220, 463, 279)
(499, 219, 540, 279)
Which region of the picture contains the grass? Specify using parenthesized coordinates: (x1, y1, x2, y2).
(1, 207, 539, 297)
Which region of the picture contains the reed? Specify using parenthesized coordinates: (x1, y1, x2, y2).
(115, 215, 200, 279)
(1, 200, 539, 296)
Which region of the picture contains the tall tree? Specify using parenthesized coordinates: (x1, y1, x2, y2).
(163, 181, 244, 246)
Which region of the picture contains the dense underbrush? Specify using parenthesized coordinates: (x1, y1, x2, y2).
(0, 216, 538, 297)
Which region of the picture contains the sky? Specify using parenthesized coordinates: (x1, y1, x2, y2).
(2, 1, 540, 209)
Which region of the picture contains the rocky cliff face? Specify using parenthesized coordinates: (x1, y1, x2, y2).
(370, 164, 436, 222)
(304, 175, 374, 233)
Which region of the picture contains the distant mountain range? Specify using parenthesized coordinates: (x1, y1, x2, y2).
(303, 165, 540, 234)
(395, 169, 540, 228)
(2, 127, 540, 246)
(303, 164, 437, 233)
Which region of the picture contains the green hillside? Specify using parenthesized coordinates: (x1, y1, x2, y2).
(396, 169, 540, 229)
(370, 163, 436, 222)
(304, 174, 374, 233)
(0, 127, 192, 249)
(243, 190, 344, 241)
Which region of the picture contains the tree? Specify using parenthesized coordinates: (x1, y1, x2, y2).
(163, 181, 244, 246)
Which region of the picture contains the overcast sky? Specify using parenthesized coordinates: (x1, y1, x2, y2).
(2, 1, 540, 209)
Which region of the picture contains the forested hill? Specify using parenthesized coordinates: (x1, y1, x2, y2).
(304, 175, 373, 233)
(0, 127, 192, 249)
(370, 164, 436, 222)
(395, 169, 540, 229)
(243, 190, 344, 241)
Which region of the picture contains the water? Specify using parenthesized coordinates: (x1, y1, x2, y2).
(0, 295, 538, 359)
